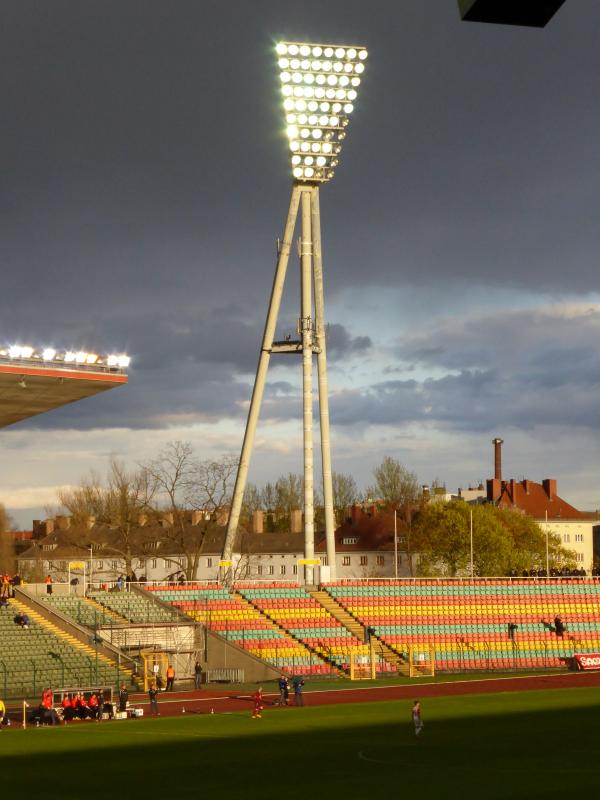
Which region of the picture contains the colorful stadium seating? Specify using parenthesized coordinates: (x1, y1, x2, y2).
(235, 584, 369, 669)
(325, 579, 600, 670)
(146, 583, 333, 674)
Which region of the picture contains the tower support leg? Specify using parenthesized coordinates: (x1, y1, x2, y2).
(221, 185, 302, 579)
(311, 187, 336, 581)
(300, 189, 315, 585)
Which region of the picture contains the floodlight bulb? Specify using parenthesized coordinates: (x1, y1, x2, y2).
(290, 140, 300, 151)
(301, 128, 310, 138)
(307, 101, 318, 111)
(355, 63, 365, 74)
(339, 75, 349, 87)
(292, 155, 301, 165)
(300, 45, 311, 57)
(304, 156, 314, 165)
(315, 74, 326, 86)
(287, 125, 299, 138)
(42, 348, 56, 361)
(293, 167, 303, 178)
(65, 351, 76, 363)
(351, 77, 361, 87)
(298, 114, 308, 123)
(308, 115, 318, 125)
(286, 113, 296, 123)
(358, 49, 368, 60)
(301, 59, 310, 70)
(107, 355, 119, 366)
(327, 75, 337, 86)
(75, 351, 87, 363)
(322, 142, 333, 153)
(303, 87, 314, 98)
(333, 61, 343, 72)
(281, 72, 291, 83)
(319, 114, 328, 125)
(20, 346, 33, 358)
(316, 156, 327, 166)
(276, 43, 287, 55)
(344, 63, 353, 73)
(335, 48, 345, 58)
(117, 355, 130, 368)
(323, 47, 333, 58)
(319, 101, 330, 111)
(290, 59, 300, 69)
(322, 61, 332, 72)
(304, 167, 314, 178)
(315, 88, 325, 99)
(312, 60, 321, 71)
(8, 346, 21, 358)
(86, 353, 99, 365)
(292, 72, 302, 83)
(348, 90, 357, 101)
(312, 46, 322, 57)
(344, 103, 354, 113)
(335, 89, 346, 100)
(347, 48, 357, 59)
(311, 142, 321, 152)
(332, 102, 342, 113)
(303, 73, 314, 84)
(278, 58, 289, 69)
(293, 87, 304, 97)
(312, 128, 322, 139)
(300, 142, 310, 152)
(282, 86, 293, 97)
(288, 45, 299, 55)
(329, 116, 339, 126)
(294, 99, 306, 111)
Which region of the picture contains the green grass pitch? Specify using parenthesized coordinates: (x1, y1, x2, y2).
(3, 688, 600, 798)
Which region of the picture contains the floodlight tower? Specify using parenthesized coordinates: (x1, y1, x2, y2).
(220, 41, 368, 585)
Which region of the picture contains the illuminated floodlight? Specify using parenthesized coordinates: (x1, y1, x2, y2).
(8, 345, 34, 359)
(41, 348, 56, 361)
(276, 41, 368, 183)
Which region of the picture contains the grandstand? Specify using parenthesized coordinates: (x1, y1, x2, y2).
(0, 598, 134, 698)
(146, 584, 335, 674)
(146, 578, 600, 675)
(325, 579, 600, 670)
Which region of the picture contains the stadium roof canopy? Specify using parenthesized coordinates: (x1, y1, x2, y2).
(0, 354, 128, 429)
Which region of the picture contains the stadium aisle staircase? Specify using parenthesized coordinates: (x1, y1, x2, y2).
(146, 584, 331, 674)
(236, 584, 372, 673)
(311, 589, 408, 674)
(326, 579, 600, 671)
(0, 599, 133, 697)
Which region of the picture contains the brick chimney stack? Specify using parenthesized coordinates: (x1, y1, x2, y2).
(493, 438, 504, 480)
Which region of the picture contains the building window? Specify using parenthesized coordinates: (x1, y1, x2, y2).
(342, 537, 359, 545)
(112, 561, 118, 570)
(280, 565, 286, 575)
(376, 556, 385, 566)
(151, 559, 157, 569)
(268, 565, 275, 575)
(575, 534, 584, 543)
(96, 560, 103, 569)
(563, 534, 570, 543)
(360, 556, 368, 566)
(342, 556, 351, 566)
(206, 558, 213, 568)
(321, 556, 328, 566)
(164, 559, 171, 568)
(257, 565, 263, 576)
(576, 553, 585, 562)
(292, 565, 298, 575)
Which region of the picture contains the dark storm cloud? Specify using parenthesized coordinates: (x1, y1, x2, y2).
(319, 306, 600, 431)
(3, 1, 600, 436)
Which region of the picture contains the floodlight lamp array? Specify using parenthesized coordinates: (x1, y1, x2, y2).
(0, 345, 130, 370)
(276, 41, 368, 184)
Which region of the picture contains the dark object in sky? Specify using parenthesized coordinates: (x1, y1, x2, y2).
(458, 0, 566, 27)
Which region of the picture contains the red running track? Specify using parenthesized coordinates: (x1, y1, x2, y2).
(130, 671, 600, 718)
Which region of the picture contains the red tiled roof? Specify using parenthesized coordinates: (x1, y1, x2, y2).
(495, 479, 585, 519)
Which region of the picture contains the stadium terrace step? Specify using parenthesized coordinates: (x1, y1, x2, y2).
(312, 590, 409, 675)
(233, 589, 346, 676)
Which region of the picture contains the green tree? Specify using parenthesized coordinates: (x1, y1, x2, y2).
(412, 502, 576, 577)
(331, 472, 359, 525)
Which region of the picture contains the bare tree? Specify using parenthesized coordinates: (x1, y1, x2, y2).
(58, 457, 157, 576)
(331, 472, 359, 525)
(0, 504, 16, 573)
(368, 456, 419, 510)
(141, 445, 238, 580)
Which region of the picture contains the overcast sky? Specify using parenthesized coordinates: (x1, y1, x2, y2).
(2, 0, 599, 526)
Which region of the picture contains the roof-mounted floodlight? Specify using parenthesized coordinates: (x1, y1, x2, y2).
(276, 41, 368, 184)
